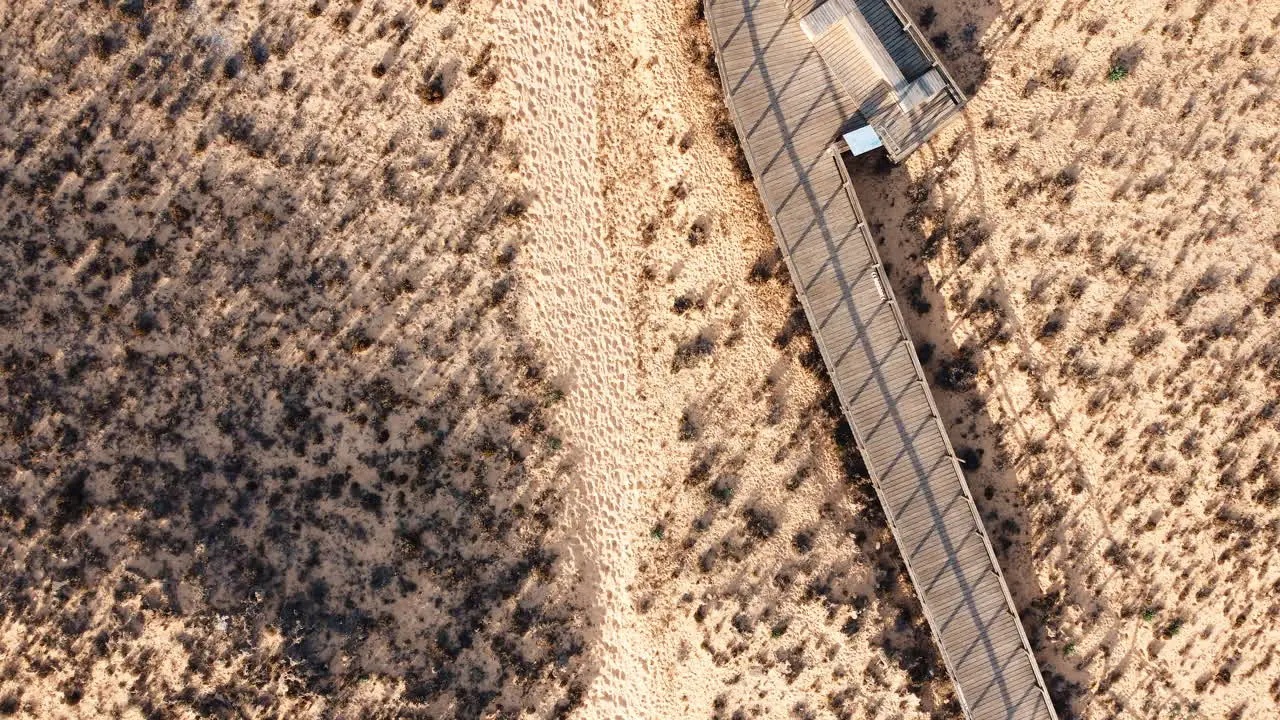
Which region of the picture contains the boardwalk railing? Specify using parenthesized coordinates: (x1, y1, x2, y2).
(705, 1, 1058, 718)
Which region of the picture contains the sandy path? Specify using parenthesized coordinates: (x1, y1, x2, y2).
(493, 1, 673, 717)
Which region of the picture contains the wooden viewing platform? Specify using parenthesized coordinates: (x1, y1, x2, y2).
(704, 0, 1058, 718)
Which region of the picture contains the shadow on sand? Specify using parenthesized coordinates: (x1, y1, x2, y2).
(837, 4, 1218, 717)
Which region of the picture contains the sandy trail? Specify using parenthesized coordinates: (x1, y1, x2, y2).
(494, 1, 673, 716)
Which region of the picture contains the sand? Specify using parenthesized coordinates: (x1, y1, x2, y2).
(1, 0, 1278, 718)
(495, 0, 672, 714)
(495, 0, 959, 716)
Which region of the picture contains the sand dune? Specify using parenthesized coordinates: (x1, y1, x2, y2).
(1, 0, 1277, 718)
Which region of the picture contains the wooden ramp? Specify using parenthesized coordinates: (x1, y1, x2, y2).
(704, 1, 1058, 718)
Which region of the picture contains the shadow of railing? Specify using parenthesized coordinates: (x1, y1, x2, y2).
(843, 87, 1211, 713)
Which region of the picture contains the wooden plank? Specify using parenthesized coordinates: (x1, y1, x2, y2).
(896, 492, 970, 550)
(864, 427, 941, 474)
(959, 653, 1037, 703)
(931, 566, 1008, 616)
(875, 440, 946, 481)
(915, 535, 990, 585)
(963, 666, 1040, 718)
(942, 614, 1022, 667)
(896, 485, 967, 529)
(947, 613, 1025, 662)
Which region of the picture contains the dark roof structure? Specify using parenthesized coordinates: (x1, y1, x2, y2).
(798, 0, 965, 161)
(704, 0, 1058, 718)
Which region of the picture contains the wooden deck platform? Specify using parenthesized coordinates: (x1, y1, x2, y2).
(705, 1, 1058, 718)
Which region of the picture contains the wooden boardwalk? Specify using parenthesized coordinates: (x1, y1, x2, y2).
(705, 1, 1058, 718)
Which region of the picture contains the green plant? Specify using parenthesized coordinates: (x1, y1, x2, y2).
(1063, 642, 1077, 656)
(546, 436, 562, 451)
(650, 524, 664, 540)
(711, 484, 734, 503)
(1142, 607, 1157, 622)
(1107, 64, 1129, 82)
